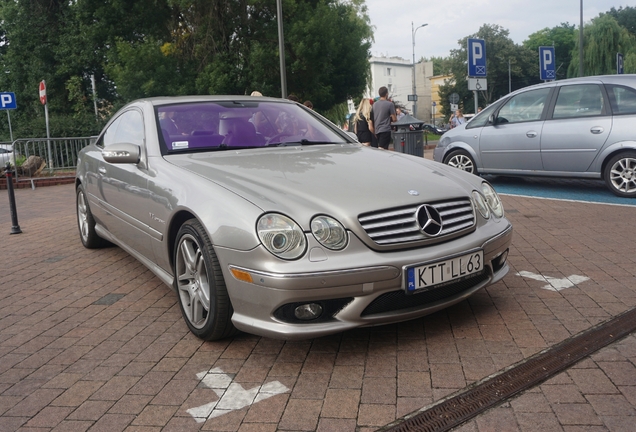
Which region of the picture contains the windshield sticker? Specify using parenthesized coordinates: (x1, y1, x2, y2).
(172, 141, 189, 149)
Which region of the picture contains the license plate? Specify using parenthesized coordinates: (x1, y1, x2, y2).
(405, 250, 484, 292)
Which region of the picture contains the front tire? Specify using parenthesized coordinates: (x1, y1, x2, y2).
(604, 151, 636, 198)
(174, 220, 237, 340)
(444, 150, 478, 175)
(76, 184, 109, 248)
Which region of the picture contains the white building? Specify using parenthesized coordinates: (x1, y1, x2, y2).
(365, 56, 433, 122)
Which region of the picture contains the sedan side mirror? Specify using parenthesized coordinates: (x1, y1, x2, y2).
(347, 131, 359, 142)
(488, 114, 496, 125)
(102, 143, 141, 164)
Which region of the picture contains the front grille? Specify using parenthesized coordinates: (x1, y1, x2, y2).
(361, 271, 489, 316)
(358, 198, 475, 245)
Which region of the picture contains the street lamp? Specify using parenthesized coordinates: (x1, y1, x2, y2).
(412, 22, 428, 119)
(579, 0, 584, 77)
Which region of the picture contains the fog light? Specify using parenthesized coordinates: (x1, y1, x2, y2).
(294, 303, 323, 320)
(498, 249, 509, 265)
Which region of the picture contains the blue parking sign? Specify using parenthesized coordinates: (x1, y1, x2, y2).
(617, 53, 624, 74)
(467, 39, 486, 77)
(0, 92, 17, 110)
(539, 47, 556, 80)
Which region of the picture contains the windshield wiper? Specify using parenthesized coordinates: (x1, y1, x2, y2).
(267, 139, 336, 147)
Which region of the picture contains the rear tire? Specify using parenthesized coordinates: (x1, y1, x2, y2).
(174, 219, 237, 340)
(444, 150, 478, 175)
(76, 184, 110, 248)
(604, 151, 636, 198)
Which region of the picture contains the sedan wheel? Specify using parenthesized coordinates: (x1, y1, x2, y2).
(445, 150, 477, 175)
(604, 152, 636, 198)
(76, 185, 109, 248)
(174, 220, 236, 340)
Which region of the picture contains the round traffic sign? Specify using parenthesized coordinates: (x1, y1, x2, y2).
(449, 93, 459, 104)
(39, 80, 47, 105)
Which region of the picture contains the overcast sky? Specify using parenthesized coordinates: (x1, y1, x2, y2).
(365, 0, 630, 60)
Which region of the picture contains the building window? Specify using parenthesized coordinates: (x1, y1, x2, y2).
(386, 67, 391, 76)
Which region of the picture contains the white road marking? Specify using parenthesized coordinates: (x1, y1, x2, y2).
(517, 271, 589, 291)
(187, 367, 290, 423)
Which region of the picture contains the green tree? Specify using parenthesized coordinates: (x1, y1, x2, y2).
(568, 14, 636, 76)
(606, 6, 636, 37)
(0, 0, 372, 139)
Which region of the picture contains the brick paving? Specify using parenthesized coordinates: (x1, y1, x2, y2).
(1, 181, 636, 431)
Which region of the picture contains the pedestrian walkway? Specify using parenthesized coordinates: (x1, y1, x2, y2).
(1, 184, 636, 431)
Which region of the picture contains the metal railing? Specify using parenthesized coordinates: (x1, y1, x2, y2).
(9, 137, 96, 180)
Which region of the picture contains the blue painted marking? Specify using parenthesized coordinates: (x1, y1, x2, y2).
(484, 176, 636, 206)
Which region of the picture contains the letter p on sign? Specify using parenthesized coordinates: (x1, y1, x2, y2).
(1, 94, 12, 108)
(542, 50, 553, 70)
(472, 42, 482, 66)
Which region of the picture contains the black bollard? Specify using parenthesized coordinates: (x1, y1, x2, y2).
(5, 162, 22, 234)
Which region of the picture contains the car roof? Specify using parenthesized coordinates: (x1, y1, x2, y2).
(510, 74, 636, 96)
(130, 95, 294, 107)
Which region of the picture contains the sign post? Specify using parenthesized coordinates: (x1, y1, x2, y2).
(40, 80, 53, 170)
(539, 46, 556, 81)
(0, 92, 17, 142)
(467, 38, 487, 115)
(617, 53, 624, 74)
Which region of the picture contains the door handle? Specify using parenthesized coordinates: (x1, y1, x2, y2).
(526, 131, 538, 138)
(98, 167, 106, 174)
(590, 127, 604, 134)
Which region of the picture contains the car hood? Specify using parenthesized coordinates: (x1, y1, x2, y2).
(165, 145, 477, 227)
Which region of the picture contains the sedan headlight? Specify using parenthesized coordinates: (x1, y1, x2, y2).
(481, 183, 504, 218)
(257, 213, 307, 260)
(472, 191, 490, 219)
(311, 215, 348, 250)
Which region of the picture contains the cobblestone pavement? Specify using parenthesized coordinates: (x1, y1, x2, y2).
(1, 182, 635, 432)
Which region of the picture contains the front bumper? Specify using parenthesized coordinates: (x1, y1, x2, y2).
(217, 222, 513, 340)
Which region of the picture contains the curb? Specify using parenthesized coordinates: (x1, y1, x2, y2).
(0, 176, 75, 190)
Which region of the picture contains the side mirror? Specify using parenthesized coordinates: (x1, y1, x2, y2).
(488, 114, 496, 125)
(102, 143, 141, 164)
(347, 131, 359, 142)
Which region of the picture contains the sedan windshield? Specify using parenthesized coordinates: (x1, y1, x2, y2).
(157, 101, 347, 153)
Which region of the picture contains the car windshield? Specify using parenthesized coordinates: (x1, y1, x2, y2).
(157, 100, 347, 153)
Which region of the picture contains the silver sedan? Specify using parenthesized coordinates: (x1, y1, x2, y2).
(76, 96, 512, 340)
(434, 75, 636, 198)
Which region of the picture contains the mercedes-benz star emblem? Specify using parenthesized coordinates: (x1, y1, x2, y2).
(416, 205, 443, 236)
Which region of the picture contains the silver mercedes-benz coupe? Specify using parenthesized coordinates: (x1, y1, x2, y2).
(76, 96, 512, 340)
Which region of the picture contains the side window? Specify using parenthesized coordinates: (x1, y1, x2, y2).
(101, 116, 122, 148)
(497, 88, 550, 124)
(606, 84, 636, 115)
(552, 85, 604, 119)
(466, 102, 500, 129)
(113, 110, 144, 147)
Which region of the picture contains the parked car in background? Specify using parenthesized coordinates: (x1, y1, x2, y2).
(434, 75, 636, 197)
(422, 124, 446, 135)
(0, 144, 15, 167)
(76, 95, 512, 341)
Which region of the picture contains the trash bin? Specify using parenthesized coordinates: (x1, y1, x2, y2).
(391, 114, 425, 157)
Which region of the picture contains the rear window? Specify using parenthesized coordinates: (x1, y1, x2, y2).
(552, 84, 605, 119)
(606, 84, 636, 115)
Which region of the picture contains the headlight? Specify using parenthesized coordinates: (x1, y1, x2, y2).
(472, 191, 490, 219)
(481, 183, 504, 218)
(257, 213, 307, 260)
(311, 215, 348, 250)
